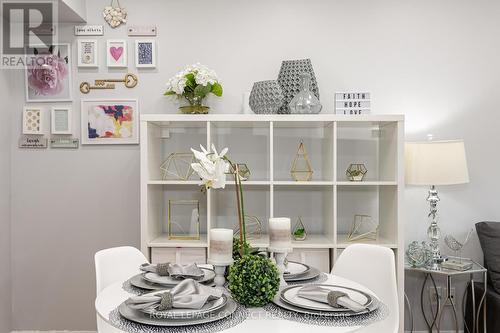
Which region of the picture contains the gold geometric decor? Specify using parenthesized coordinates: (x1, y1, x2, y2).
(227, 163, 251, 181)
(168, 199, 200, 240)
(233, 215, 263, 240)
(291, 141, 313, 181)
(347, 214, 379, 242)
(160, 152, 195, 180)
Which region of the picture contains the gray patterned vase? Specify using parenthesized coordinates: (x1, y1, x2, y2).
(277, 59, 320, 114)
(249, 80, 284, 114)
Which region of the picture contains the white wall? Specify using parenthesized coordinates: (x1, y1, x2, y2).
(5, 0, 500, 331)
(0, 71, 12, 333)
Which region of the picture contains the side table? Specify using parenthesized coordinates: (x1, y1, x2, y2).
(405, 258, 487, 333)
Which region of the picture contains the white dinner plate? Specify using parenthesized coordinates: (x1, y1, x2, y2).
(143, 267, 215, 286)
(284, 261, 310, 278)
(280, 284, 373, 312)
(139, 293, 228, 319)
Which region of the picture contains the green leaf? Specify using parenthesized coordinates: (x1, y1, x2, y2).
(194, 83, 212, 98)
(164, 91, 176, 96)
(211, 82, 223, 97)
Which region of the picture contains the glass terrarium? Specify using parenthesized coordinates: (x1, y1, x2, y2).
(346, 163, 367, 181)
(291, 142, 313, 181)
(168, 200, 200, 240)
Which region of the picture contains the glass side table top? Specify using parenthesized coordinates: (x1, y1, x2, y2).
(405, 257, 486, 276)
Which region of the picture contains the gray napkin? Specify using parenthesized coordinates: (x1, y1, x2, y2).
(297, 285, 367, 312)
(168, 263, 204, 280)
(140, 263, 170, 276)
(126, 279, 223, 312)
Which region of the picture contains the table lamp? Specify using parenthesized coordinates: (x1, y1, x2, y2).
(406, 139, 469, 269)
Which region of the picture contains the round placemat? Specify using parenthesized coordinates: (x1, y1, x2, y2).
(263, 298, 389, 327)
(286, 272, 328, 285)
(108, 302, 249, 333)
(122, 279, 148, 296)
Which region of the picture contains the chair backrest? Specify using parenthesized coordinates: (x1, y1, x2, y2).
(332, 244, 398, 331)
(94, 246, 148, 295)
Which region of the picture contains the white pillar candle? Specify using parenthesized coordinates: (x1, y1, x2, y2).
(208, 228, 234, 264)
(268, 217, 292, 252)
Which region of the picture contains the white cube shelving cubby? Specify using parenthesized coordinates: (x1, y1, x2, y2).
(141, 114, 404, 327)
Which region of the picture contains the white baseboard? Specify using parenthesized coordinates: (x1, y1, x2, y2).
(11, 331, 96, 333)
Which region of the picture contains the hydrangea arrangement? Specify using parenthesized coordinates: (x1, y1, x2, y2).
(164, 63, 223, 114)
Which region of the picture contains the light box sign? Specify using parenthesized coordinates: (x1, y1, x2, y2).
(335, 92, 371, 115)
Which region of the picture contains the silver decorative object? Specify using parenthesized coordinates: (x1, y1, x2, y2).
(249, 80, 284, 114)
(406, 241, 432, 268)
(289, 73, 322, 114)
(442, 229, 474, 271)
(427, 186, 442, 269)
(277, 59, 320, 114)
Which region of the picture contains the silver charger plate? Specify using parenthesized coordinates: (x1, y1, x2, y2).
(118, 296, 238, 326)
(280, 284, 373, 312)
(139, 294, 228, 319)
(130, 274, 168, 291)
(284, 261, 311, 278)
(143, 268, 216, 286)
(284, 267, 320, 282)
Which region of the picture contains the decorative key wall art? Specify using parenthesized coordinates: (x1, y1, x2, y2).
(77, 39, 98, 67)
(22, 107, 43, 134)
(135, 40, 156, 68)
(106, 40, 127, 68)
(80, 99, 139, 145)
(334, 92, 371, 115)
(51, 107, 72, 135)
(25, 44, 72, 102)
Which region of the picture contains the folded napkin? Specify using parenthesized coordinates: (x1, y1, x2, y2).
(126, 279, 223, 312)
(297, 285, 368, 312)
(140, 263, 204, 279)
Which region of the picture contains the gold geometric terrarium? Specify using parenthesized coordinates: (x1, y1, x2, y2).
(346, 163, 367, 181)
(233, 215, 263, 240)
(160, 153, 195, 180)
(291, 142, 313, 181)
(347, 214, 379, 242)
(227, 163, 251, 181)
(168, 200, 200, 240)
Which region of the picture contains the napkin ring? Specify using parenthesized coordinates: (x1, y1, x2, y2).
(158, 292, 173, 311)
(156, 263, 170, 276)
(327, 291, 347, 308)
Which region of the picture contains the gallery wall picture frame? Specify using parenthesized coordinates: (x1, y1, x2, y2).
(22, 106, 43, 134)
(106, 39, 127, 68)
(51, 107, 72, 134)
(80, 99, 139, 145)
(77, 39, 98, 67)
(25, 43, 72, 102)
(135, 39, 156, 68)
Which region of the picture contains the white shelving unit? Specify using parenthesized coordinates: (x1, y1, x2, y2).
(140, 113, 404, 329)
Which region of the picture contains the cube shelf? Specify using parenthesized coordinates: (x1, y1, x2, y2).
(141, 114, 404, 326)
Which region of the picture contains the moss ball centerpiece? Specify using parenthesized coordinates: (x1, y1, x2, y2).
(228, 254, 280, 307)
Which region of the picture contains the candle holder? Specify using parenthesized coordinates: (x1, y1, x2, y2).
(208, 259, 234, 287)
(272, 250, 290, 288)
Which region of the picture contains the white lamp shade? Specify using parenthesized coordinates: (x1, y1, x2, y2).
(406, 140, 469, 185)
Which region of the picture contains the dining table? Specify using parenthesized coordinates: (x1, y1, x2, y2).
(95, 271, 378, 333)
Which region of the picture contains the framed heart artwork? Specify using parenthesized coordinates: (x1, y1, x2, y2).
(106, 39, 127, 67)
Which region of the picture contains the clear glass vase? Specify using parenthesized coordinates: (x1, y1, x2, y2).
(179, 95, 210, 114)
(288, 73, 322, 114)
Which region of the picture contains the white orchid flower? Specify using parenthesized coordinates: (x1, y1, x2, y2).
(191, 144, 230, 189)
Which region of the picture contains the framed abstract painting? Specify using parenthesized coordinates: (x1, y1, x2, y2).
(25, 43, 72, 102)
(80, 99, 139, 145)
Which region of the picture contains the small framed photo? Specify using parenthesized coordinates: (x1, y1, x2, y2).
(106, 39, 127, 68)
(135, 39, 156, 68)
(23, 106, 43, 134)
(77, 39, 98, 67)
(51, 107, 72, 134)
(81, 99, 139, 145)
(25, 43, 72, 102)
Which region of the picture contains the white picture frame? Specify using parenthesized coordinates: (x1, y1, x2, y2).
(51, 107, 72, 134)
(25, 43, 72, 102)
(135, 39, 156, 68)
(22, 106, 43, 135)
(81, 99, 139, 145)
(106, 39, 127, 68)
(77, 39, 98, 67)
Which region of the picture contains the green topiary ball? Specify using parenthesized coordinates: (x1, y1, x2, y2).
(228, 254, 280, 307)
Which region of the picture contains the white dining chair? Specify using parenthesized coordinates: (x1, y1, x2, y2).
(94, 246, 148, 295)
(331, 244, 399, 333)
